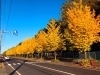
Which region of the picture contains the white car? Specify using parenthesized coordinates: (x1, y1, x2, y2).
(4, 56, 10, 61)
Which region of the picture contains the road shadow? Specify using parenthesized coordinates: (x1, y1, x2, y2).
(44, 56, 74, 62)
(58, 57, 74, 62)
(9, 60, 27, 75)
(0, 59, 5, 62)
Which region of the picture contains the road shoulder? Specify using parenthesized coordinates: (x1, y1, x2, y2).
(0, 63, 8, 75)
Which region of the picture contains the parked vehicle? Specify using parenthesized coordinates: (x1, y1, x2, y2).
(3, 56, 10, 61)
(0, 55, 4, 59)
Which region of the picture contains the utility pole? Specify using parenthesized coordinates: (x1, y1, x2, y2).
(0, 32, 1, 54)
(0, 30, 18, 54)
(0, 0, 18, 54)
(0, 0, 1, 54)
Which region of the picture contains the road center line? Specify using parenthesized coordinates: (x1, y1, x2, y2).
(32, 63, 75, 75)
(6, 62, 21, 75)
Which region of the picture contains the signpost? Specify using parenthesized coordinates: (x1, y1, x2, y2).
(0, 30, 18, 54)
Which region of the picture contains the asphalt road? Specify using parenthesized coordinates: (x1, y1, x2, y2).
(4, 58, 100, 75)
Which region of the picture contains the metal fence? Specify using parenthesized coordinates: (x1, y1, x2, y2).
(79, 51, 100, 60)
(61, 52, 79, 58)
(61, 51, 100, 60)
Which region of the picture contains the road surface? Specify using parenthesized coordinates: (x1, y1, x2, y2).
(4, 58, 100, 75)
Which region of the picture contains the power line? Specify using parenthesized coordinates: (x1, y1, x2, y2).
(3, 0, 12, 45)
(5, 0, 12, 30)
(0, 0, 1, 31)
(2, 0, 6, 30)
(2, 0, 6, 46)
(1, 0, 12, 53)
(0, 0, 1, 54)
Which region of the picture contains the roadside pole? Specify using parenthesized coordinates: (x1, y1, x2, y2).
(0, 31, 2, 54)
(0, 30, 18, 54)
(0, 0, 1, 54)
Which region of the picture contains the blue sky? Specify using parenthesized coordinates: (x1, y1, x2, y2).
(1, 0, 66, 53)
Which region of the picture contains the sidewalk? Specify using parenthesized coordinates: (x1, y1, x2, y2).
(0, 67, 8, 75)
(0, 59, 8, 75)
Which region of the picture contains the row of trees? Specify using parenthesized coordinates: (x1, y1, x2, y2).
(3, 0, 100, 60)
(4, 19, 65, 60)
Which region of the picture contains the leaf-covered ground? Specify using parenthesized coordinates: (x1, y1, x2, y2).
(0, 63, 4, 69)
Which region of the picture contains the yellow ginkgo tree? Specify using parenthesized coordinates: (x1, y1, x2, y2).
(64, 0, 100, 58)
(46, 19, 66, 60)
(35, 30, 48, 58)
(15, 45, 22, 57)
(20, 38, 32, 58)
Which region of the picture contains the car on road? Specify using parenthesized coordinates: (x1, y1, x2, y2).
(0, 55, 4, 59)
(3, 56, 10, 61)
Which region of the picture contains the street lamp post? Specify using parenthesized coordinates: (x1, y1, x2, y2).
(0, 30, 18, 54)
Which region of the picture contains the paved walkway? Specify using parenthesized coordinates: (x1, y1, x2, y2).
(0, 59, 8, 75)
(0, 67, 8, 75)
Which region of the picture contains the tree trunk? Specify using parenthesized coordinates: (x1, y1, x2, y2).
(15, 54, 16, 57)
(32, 53, 34, 58)
(60, 50, 63, 57)
(26, 54, 28, 58)
(54, 51, 57, 60)
(21, 54, 23, 57)
(23, 54, 24, 58)
(38, 53, 39, 58)
(41, 52, 43, 59)
(84, 51, 87, 59)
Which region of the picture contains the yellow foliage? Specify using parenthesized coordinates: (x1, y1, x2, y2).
(15, 45, 23, 55)
(5, 37, 37, 56)
(35, 30, 47, 53)
(64, 1, 100, 52)
(46, 19, 65, 52)
(21, 38, 35, 54)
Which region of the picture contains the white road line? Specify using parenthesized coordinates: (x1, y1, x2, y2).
(25, 61, 40, 64)
(13, 63, 16, 65)
(25, 61, 46, 64)
(32, 64, 76, 75)
(25, 62, 30, 64)
(17, 63, 21, 65)
(6, 62, 21, 75)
